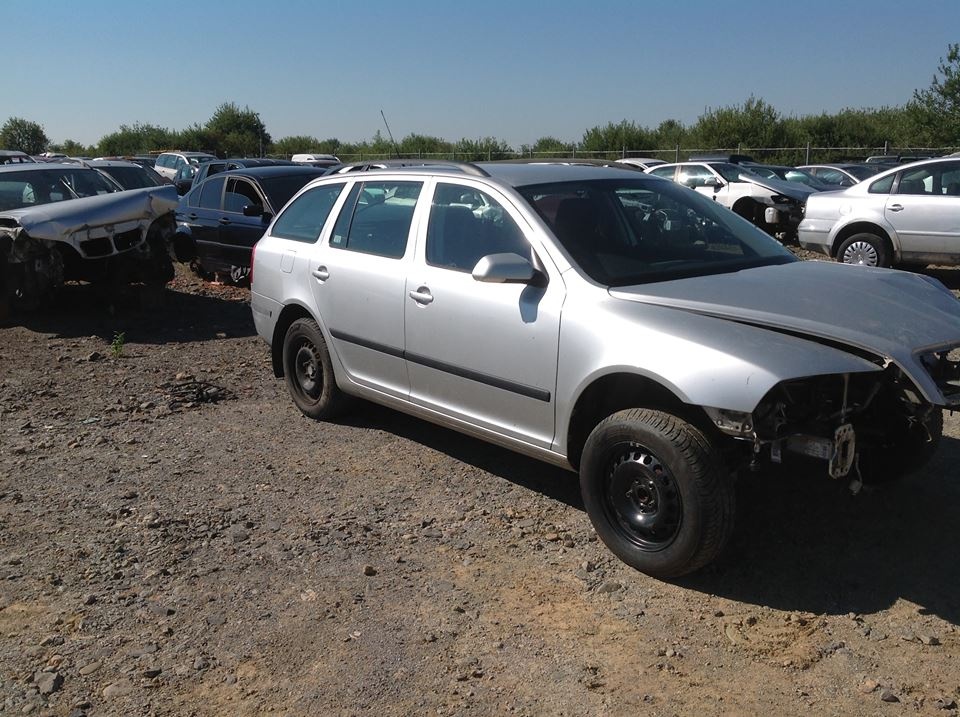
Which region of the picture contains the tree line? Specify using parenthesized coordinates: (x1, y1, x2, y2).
(4, 44, 958, 165)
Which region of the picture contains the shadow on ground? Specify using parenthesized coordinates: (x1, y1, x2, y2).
(344, 401, 960, 624)
(4, 281, 255, 343)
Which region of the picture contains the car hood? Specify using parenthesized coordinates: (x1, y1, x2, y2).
(738, 173, 816, 201)
(0, 185, 178, 240)
(610, 260, 960, 404)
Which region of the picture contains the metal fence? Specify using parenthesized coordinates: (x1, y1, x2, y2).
(306, 145, 957, 166)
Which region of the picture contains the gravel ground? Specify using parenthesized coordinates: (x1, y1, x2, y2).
(2, 261, 960, 716)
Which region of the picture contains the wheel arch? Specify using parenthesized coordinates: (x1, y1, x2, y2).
(270, 302, 317, 378)
(830, 221, 897, 262)
(564, 371, 716, 471)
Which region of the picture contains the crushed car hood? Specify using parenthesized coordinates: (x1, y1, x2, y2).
(0, 185, 178, 240)
(738, 173, 815, 201)
(610, 260, 960, 404)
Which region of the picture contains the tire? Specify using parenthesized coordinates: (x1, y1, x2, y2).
(580, 408, 734, 578)
(836, 232, 887, 267)
(282, 318, 349, 420)
(857, 407, 943, 484)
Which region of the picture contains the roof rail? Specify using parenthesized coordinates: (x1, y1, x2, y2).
(333, 158, 489, 177)
(493, 157, 620, 167)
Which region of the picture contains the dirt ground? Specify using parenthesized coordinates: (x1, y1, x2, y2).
(2, 263, 960, 717)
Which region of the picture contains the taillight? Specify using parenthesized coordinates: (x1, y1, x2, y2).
(250, 242, 256, 287)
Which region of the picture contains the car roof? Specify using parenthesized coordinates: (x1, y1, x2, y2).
(305, 160, 667, 188)
(210, 165, 332, 180)
(164, 151, 216, 157)
(83, 159, 144, 168)
(0, 162, 98, 174)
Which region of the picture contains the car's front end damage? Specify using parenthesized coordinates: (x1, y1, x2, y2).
(0, 185, 178, 308)
(610, 260, 960, 486)
(708, 350, 957, 487)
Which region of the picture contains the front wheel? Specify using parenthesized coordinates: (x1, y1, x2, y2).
(282, 318, 350, 420)
(580, 409, 734, 578)
(836, 232, 887, 267)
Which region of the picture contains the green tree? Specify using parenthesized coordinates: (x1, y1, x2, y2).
(204, 102, 271, 157)
(453, 137, 513, 161)
(653, 119, 685, 150)
(581, 120, 655, 155)
(908, 43, 960, 146)
(688, 96, 786, 154)
(98, 122, 174, 156)
(520, 136, 573, 156)
(0, 117, 49, 154)
(53, 139, 94, 156)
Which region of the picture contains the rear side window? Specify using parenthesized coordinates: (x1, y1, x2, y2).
(271, 183, 345, 243)
(197, 176, 226, 209)
(868, 174, 895, 194)
(329, 180, 422, 259)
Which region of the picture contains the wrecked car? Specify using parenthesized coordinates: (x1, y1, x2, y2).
(0, 163, 178, 310)
(647, 160, 814, 240)
(250, 162, 960, 578)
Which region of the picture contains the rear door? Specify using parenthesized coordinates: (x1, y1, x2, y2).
(885, 162, 960, 260)
(305, 178, 425, 399)
(179, 176, 225, 260)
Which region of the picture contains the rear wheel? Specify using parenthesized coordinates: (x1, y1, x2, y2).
(837, 232, 887, 267)
(580, 408, 734, 578)
(282, 318, 350, 420)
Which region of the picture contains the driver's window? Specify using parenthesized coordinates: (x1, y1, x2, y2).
(426, 183, 529, 272)
(678, 165, 713, 188)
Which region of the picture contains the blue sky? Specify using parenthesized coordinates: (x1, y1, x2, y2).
(5, 0, 959, 149)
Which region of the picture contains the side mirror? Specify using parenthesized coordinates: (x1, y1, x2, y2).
(472, 252, 543, 285)
(703, 177, 722, 190)
(243, 204, 266, 218)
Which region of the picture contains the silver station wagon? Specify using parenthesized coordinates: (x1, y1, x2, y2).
(251, 161, 960, 577)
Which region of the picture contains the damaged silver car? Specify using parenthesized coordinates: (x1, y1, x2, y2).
(251, 163, 960, 578)
(0, 163, 178, 310)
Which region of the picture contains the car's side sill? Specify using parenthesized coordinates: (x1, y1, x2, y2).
(344, 381, 575, 473)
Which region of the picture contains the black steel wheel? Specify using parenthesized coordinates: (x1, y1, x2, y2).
(580, 408, 734, 577)
(282, 317, 349, 420)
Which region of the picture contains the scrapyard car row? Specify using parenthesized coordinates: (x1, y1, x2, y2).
(248, 161, 960, 578)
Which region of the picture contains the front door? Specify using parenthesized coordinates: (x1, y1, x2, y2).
(404, 181, 563, 448)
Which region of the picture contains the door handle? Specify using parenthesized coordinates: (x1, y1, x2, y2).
(219, 217, 231, 224)
(889, 204, 904, 212)
(311, 266, 330, 281)
(409, 287, 433, 305)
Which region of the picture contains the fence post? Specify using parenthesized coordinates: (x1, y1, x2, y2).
(675, 144, 680, 162)
(805, 141, 810, 165)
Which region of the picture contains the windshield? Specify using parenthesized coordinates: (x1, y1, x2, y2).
(710, 162, 755, 182)
(518, 178, 796, 286)
(100, 166, 163, 189)
(0, 168, 117, 210)
(847, 165, 882, 180)
(259, 174, 323, 211)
